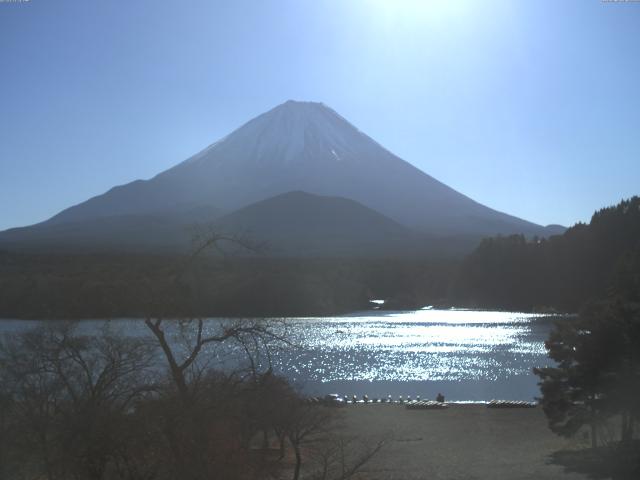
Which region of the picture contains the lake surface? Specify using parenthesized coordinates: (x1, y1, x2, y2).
(0, 309, 557, 401)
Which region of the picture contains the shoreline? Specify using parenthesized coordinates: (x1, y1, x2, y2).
(0, 307, 577, 321)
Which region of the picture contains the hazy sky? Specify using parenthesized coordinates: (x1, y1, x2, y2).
(1, 0, 639, 230)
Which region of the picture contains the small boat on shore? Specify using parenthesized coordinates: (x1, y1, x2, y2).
(405, 400, 448, 410)
(487, 400, 536, 409)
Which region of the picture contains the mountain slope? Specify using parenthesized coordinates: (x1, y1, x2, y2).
(38, 100, 559, 238)
(0, 205, 222, 253)
(0, 192, 427, 256)
(213, 191, 422, 256)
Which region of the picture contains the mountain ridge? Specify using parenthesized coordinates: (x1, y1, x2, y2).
(0, 191, 430, 256)
(2, 100, 565, 253)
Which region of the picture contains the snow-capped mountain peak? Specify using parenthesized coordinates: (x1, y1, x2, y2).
(180, 100, 373, 169)
(39, 100, 554, 239)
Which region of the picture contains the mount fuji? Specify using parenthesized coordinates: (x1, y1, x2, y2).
(0, 100, 563, 255)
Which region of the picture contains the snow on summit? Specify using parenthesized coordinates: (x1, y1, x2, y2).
(180, 100, 373, 168)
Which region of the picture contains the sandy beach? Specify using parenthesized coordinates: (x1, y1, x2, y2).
(340, 404, 590, 480)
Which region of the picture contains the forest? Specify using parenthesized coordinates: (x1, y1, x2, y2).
(0, 197, 638, 319)
(0, 252, 455, 319)
(452, 196, 640, 312)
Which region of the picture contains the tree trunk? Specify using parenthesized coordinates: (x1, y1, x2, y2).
(590, 421, 598, 449)
(621, 411, 632, 444)
(278, 432, 286, 460)
(292, 443, 302, 480)
(144, 320, 190, 400)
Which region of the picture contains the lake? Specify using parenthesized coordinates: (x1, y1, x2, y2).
(0, 309, 557, 402)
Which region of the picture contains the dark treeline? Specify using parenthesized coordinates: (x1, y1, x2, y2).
(452, 197, 640, 312)
(0, 252, 456, 319)
(2, 197, 638, 319)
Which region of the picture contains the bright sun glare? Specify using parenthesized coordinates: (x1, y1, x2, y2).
(368, 0, 473, 27)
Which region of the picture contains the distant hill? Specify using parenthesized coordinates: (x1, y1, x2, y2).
(213, 191, 423, 256)
(0, 100, 563, 255)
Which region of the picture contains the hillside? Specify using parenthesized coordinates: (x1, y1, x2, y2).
(214, 191, 423, 256)
(452, 196, 640, 311)
(0, 101, 562, 255)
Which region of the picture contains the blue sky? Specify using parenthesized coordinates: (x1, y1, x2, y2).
(1, 0, 639, 230)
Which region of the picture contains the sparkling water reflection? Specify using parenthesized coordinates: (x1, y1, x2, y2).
(275, 310, 551, 383)
(0, 309, 557, 401)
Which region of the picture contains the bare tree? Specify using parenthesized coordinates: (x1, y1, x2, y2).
(144, 316, 287, 401)
(286, 402, 335, 480)
(0, 322, 157, 480)
(307, 433, 387, 480)
(279, 396, 388, 480)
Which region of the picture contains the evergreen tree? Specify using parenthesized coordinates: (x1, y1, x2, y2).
(535, 299, 640, 447)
